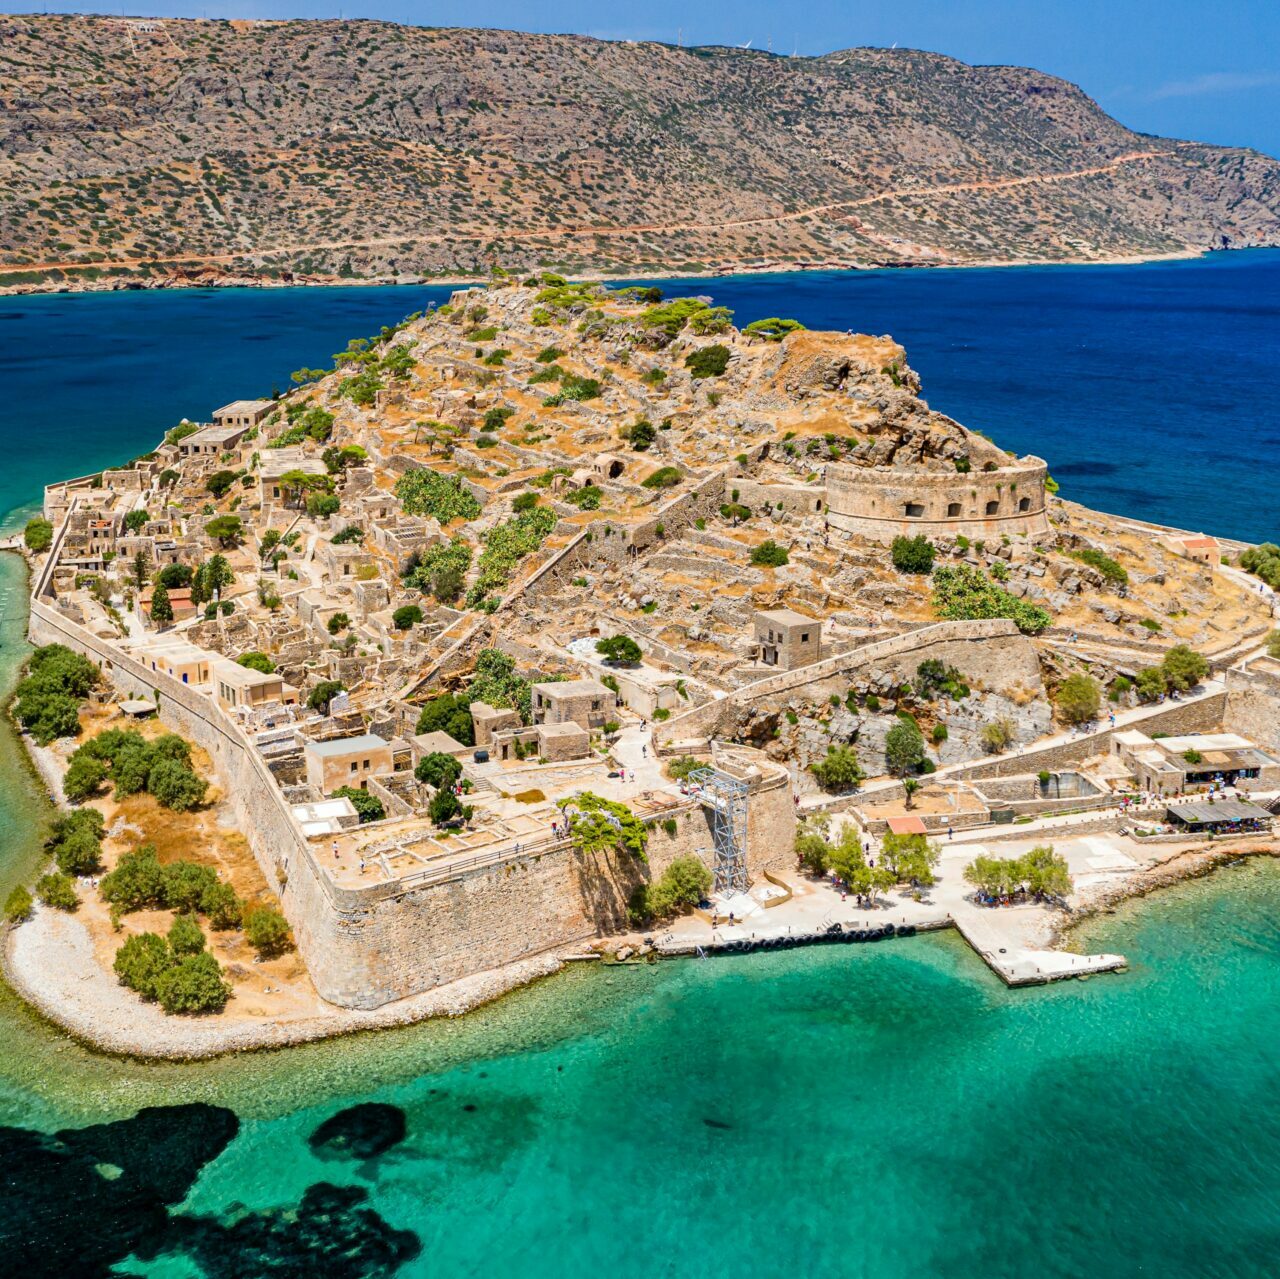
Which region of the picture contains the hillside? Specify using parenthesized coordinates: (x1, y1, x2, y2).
(3, 15, 1279, 289)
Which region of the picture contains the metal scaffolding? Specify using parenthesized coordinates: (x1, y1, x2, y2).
(689, 767, 750, 894)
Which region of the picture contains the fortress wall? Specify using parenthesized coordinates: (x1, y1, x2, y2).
(660, 619, 1036, 741)
(947, 691, 1228, 779)
(728, 477, 826, 518)
(1224, 665, 1280, 755)
(825, 457, 1050, 543)
(30, 600, 793, 1008)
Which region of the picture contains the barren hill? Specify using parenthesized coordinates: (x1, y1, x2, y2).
(3, 14, 1279, 289)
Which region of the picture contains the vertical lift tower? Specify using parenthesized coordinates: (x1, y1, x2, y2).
(688, 767, 750, 894)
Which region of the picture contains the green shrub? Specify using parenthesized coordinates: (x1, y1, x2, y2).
(429, 786, 462, 826)
(564, 485, 602, 510)
(167, 912, 206, 956)
(161, 861, 219, 914)
(1072, 547, 1129, 586)
(47, 810, 105, 875)
(416, 752, 463, 789)
(1162, 644, 1209, 692)
(750, 540, 789, 567)
(114, 932, 172, 1000)
(36, 872, 78, 911)
(201, 882, 243, 931)
(684, 344, 731, 379)
(5, 885, 33, 923)
(931, 564, 1051, 635)
(393, 604, 424, 630)
(146, 758, 207, 812)
(332, 787, 385, 823)
(629, 855, 712, 924)
(237, 651, 275, 674)
(416, 692, 474, 745)
(308, 680, 345, 713)
(244, 906, 293, 958)
(395, 470, 482, 522)
(885, 720, 925, 775)
(1135, 667, 1168, 702)
(154, 951, 231, 1014)
(742, 317, 805, 341)
(13, 645, 99, 746)
(1056, 673, 1101, 724)
(810, 745, 864, 792)
(891, 535, 935, 574)
(642, 467, 681, 489)
(23, 517, 53, 552)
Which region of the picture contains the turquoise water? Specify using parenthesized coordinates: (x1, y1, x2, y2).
(7, 861, 1279, 1277)
(2, 256, 1280, 1273)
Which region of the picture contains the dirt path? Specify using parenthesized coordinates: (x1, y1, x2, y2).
(2, 149, 1173, 276)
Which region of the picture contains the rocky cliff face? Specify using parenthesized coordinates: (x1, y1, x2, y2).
(2, 16, 1279, 289)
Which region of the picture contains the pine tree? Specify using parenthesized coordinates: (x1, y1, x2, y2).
(150, 580, 173, 625)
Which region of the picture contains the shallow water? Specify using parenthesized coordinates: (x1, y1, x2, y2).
(2, 257, 1280, 1273)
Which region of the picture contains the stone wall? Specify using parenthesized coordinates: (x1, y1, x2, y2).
(1224, 665, 1280, 756)
(659, 619, 1039, 742)
(947, 691, 1228, 779)
(30, 597, 794, 1009)
(825, 456, 1050, 542)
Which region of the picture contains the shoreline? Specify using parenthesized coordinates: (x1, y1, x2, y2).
(0, 245, 1214, 300)
(7, 838, 1279, 1060)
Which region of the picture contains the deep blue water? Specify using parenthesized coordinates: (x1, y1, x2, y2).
(2, 252, 1278, 538)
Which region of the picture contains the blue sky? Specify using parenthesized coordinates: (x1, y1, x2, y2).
(24, 0, 1280, 157)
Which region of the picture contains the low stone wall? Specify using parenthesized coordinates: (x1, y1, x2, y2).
(659, 618, 1036, 741)
(948, 692, 1228, 780)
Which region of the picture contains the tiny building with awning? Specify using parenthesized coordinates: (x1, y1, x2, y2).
(1164, 799, 1274, 835)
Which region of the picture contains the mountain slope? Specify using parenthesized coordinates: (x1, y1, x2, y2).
(2, 15, 1278, 287)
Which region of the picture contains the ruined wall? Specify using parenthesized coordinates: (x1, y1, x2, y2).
(948, 692, 1228, 779)
(825, 456, 1050, 542)
(660, 619, 1041, 742)
(1224, 665, 1280, 755)
(30, 598, 793, 1008)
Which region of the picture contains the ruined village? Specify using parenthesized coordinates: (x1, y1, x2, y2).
(14, 277, 1280, 1049)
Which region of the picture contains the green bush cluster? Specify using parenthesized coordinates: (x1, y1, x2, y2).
(931, 563, 1052, 635)
(14, 644, 99, 746)
(24, 517, 54, 552)
(65, 730, 206, 810)
(405, 539, 471, 602)
(415, 692, 474, 745)
(46, 809, 105, 876)
(395, 469, 482, 522)
(415, 752, 463, 789)
(563, 485, 602, 510)
(114, 927, 231, 1015)
(810, 745, 864, 793)
(1133, 645, 1210, 701)
(891, 534, 935, 574)
(684, 344, 731, 379)
(963, 845, 1072, 900)
(100, 845, 243, 929)
(36, 871, 79, 912)
(914, 659, 970, 701)
(628, 856, 712, 925)
(642, 467, 681, 490)
(472, 507, 556, 599)
(742, 317, 805, 341)
(1239, 543, 1280, 589)
(750, 540, 789, 567)
(236, 651, 275, 674)
(332, 787, 386, 823)
(1072, 547, 1129, 587)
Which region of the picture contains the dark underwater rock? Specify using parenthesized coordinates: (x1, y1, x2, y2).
(307, 1103, 407, 1160)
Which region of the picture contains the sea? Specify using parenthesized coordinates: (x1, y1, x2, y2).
(1, 252, 1279, 1276)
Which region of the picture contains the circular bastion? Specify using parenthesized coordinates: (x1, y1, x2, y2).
(824, 456, 1051, 543)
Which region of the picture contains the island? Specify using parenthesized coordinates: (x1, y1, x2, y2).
(8, 276, 1280, 1057)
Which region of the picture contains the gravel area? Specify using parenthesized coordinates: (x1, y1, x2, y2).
(4, 904, 563, 1060)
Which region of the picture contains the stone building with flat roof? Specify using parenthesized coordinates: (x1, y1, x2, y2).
(753, 608, 822, 670)
(213, 399, 274, 430)
(531, 678, 616, 729)
(304, 732, 393, 794)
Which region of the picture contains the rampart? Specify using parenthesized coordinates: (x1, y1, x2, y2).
(659, 618, 1040, 742)
(825, 456, 1050, 542)
(29, 597, 793, 1009)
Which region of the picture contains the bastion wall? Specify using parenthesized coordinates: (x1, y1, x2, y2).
(29, 600, 793, 1009)
(660, 619, 1041, 742)
(824, 456, 1051, 543)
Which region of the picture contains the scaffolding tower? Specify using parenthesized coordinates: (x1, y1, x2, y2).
(689, 767, 750, 894)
